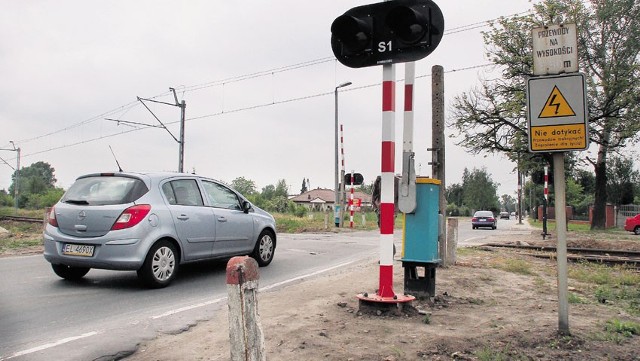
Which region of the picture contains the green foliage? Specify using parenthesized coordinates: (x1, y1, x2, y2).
(449, 0, 640, 229)
(491, 258, 534, 276)
(462, 167, 500, 212)
(604, 319, 640, 338)
(569, 262, 640, 315)
(606, 155, 639, 205)
(0, 190, 14, 207)
(24, 187, 64, 209)
(500, 194, 516, 212)
(475, 344, 524, 361)
(8, 161, 58, 209)
(230, 177, 257, 196)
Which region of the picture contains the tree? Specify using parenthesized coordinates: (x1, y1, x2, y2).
(606, 155, 638, 205)
(300, 178, 308, 194)
(448, 0, 640, 229)
(500, 194, 516, 212)
(9, 161, 58, 208)
(231, 177, 257, 196)
(462, 167, 500, 212)
(445, 183, 464, 207)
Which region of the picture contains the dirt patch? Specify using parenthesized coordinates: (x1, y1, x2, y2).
(126, 231, 640, 361)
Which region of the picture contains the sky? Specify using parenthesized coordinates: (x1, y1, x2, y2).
(0, 0, 541, 197)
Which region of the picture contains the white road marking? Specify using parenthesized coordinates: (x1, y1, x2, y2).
(3, 331, 98, 360)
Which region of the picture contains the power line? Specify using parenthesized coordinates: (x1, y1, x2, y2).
(13, 10, 531, 154)
(18, 63, 495, 159)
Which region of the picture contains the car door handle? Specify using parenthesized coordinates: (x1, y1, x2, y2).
(217, 217, 227, 222)
(177, 214, 189, 220)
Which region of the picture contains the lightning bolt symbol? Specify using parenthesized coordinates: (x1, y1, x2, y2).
(548, 94, 561, 115)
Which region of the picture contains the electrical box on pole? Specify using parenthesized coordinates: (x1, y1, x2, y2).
(331, 0, 444, 68)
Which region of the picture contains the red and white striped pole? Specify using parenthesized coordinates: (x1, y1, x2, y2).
(544, 166, 549, 201)
(339, 124, 347, 227)
(349, 171, 355, 228)
(378, 64, 397, 298)
(543, 165, 549, 238)
(357, 64, 413, 307)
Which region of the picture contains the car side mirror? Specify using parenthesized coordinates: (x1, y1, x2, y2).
(242, 201, 252, 213)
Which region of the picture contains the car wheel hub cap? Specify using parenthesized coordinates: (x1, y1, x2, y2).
(152, 247, 175, 281)
(260, 236, 273, 261)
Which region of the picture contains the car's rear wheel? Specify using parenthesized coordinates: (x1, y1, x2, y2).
(138, 240, 178, 288)
(251, 230, 275, 267)
(51, 264, 90, 280)
(635, 226, 640, 235)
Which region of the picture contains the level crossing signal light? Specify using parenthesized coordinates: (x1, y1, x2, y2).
(331, 0, 444, 68)
(344, 173, 365, 186)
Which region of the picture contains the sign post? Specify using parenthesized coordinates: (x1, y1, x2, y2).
(528, 23, 583, 335)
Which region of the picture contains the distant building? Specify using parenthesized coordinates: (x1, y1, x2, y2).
(290, 188, 372, 212)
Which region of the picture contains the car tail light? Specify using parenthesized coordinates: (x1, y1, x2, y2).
(111, 205, 151, 230)
(48, 207, 58, 227)
(471, 217, 478, 222)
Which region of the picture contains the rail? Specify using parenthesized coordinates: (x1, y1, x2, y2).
(0, 215, 45, 224)
(482, 243, 640, 270)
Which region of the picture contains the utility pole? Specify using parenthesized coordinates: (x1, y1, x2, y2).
(430, 65, 447, 265)
(0, 142, 20, 213)
(110, 88, 186, 173)
(170, 88, 187, 173)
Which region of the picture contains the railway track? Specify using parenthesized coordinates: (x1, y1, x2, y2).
(0, 215, 45, 223)
(482, 243, 640, 269)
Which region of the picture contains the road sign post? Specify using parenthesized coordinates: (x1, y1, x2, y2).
(528, 23, 583, 335)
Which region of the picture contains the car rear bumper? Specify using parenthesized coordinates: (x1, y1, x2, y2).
(43, 229, 146, 270)
(472, 222, 495, 228)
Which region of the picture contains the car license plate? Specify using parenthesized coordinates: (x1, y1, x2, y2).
(62, 243, 95, 257)
(480, 218, 486, 221)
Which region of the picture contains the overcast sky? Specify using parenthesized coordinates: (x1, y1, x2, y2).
(1, 0, 541, 197)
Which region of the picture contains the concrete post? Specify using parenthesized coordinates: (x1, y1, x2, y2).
(431, 65, 446, 265)
(226, 256, 265, 361)
(445, 218, 458, 266)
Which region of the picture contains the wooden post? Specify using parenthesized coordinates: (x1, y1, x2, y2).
(226, 256, 265, 361)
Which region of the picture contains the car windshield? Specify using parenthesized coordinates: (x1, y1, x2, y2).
(474, 211, 493, 218)
(62, 175, 148, 205)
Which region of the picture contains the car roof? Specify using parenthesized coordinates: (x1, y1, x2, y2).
(76, 171, 222, 183)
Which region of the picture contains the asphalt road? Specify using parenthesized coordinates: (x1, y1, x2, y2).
(0, 218, 531, 361)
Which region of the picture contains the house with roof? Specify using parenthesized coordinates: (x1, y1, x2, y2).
(290, 188, 372, 212)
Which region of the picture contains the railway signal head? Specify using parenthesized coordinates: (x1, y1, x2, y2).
(330, 0, 444, 68)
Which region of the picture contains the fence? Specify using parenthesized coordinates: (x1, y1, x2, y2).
(616, 204, 640, 228)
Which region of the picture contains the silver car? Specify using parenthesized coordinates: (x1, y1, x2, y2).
(43, 172, 276, 288)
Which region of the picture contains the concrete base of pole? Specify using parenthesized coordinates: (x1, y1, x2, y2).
(356, 293, 415, 315)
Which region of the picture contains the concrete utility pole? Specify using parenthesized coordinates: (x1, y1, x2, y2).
(126, 88, 186, 173)
(430, 65, 447, 265)
(0, 142, 20, 213)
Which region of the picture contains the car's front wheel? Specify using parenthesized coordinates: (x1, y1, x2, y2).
(251, 230, 275, 267)
(635, 226, 640, 235)
(138, 240, 178, 288)
(52, 264, 90, 280)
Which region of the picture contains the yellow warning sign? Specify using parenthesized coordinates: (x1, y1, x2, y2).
(538, 86, 576, 118)
(530, 123, 587, 151)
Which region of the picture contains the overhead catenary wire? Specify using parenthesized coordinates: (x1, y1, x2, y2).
(9, 10, 531, 159)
